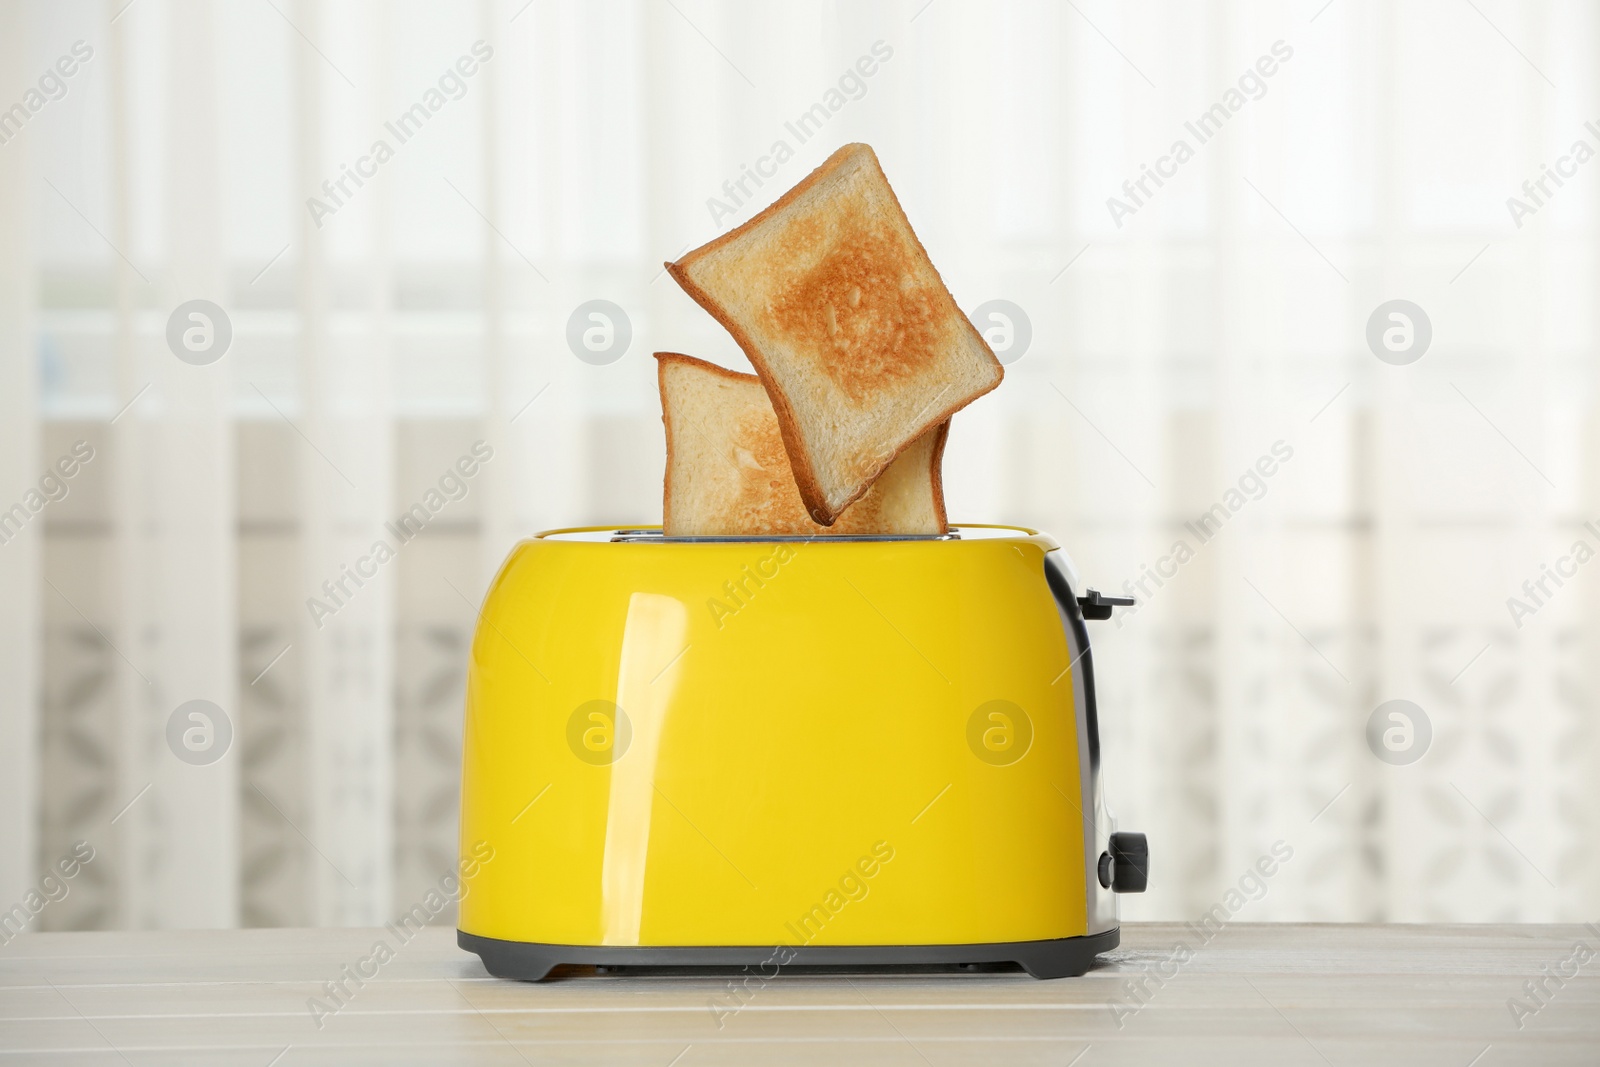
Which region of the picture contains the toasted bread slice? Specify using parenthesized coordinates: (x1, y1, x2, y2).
(666, 142, 1001, 525)
(657, 352, 948, 537)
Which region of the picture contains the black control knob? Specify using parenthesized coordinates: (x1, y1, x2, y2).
(1109, 832, 1148, 893)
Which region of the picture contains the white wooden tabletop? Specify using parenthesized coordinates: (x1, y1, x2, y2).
(3, 923, 1597, 1065)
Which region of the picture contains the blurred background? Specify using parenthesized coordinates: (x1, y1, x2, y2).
(2, 0, 1597, 935)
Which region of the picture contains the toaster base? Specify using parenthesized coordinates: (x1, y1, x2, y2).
(459, 927, 1119, 981)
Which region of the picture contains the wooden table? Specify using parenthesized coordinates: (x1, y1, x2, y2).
(4, 924, 1597, 1064)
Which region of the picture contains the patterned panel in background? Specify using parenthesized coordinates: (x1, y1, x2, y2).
(36, 621, 116, 933)
(1281, 622, 1380, 923)
(393, 622, 469, 927)
(392, 420, 485, 927)
(34, 423, 479, 932)
(1416, 625, 1525, 923)
(239, 621, 309, 928)
(1551, 627, 1598, 904)
(1147, 623, 1220, 919)
(34, 419, 122, 933)
(29, 449, 1600, 928)
(237, 424, 311, 928)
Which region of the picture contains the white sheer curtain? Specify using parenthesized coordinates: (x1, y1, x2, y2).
(3, 0, 1596, 930)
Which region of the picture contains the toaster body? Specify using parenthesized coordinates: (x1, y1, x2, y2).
(458, 525, 1144, 979)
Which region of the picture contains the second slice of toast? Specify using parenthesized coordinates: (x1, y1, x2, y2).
(666, 143, 1001, 525)
(657, 352, 948, 537)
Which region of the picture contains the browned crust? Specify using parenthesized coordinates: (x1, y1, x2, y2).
(654, 350, 949, 537)
(655, 353, 680, 533)
(929, 419, 950, 533)
(665, 143, 1003, 526)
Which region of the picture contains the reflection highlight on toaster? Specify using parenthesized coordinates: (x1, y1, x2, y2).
(708, 840, 896, 1029)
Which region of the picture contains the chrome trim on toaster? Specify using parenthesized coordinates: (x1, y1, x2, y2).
(609, 530, 959, 543)
(1043, 551, 1120, 938)
(542, 525, 1047, 544)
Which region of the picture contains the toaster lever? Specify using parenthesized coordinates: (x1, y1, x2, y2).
(1078, 589, 1134, 620)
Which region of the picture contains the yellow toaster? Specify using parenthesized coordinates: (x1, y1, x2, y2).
(457, 524, 1146, 979)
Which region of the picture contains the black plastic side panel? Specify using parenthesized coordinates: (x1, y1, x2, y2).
(1042, 554, 1100, 770)
(460, 928, 1120, 981)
